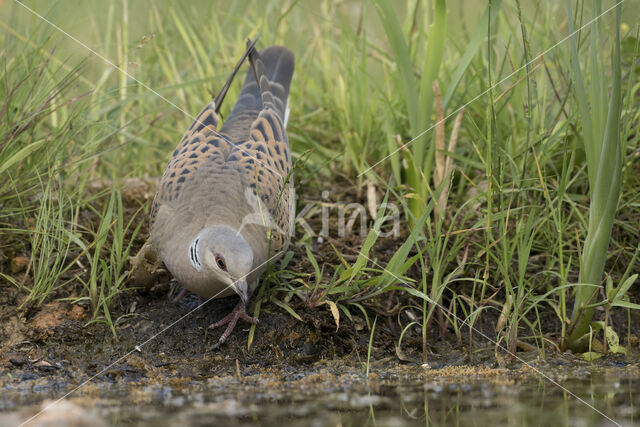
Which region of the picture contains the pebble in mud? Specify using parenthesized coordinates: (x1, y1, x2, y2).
(302, 341, 314, 357)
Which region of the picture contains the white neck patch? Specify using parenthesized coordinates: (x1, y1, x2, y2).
(189, 237, 202, 272)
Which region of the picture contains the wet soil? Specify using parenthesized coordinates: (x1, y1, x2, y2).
(2, 265, 640, 426)
(2, 178, 640, 425)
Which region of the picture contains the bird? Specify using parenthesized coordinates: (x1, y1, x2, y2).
(148, 40, 295, 347)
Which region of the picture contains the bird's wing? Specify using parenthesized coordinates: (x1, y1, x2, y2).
(222, 46, 295, 251)
(231, 107, 293, 250)
(150, 125, 233, 226)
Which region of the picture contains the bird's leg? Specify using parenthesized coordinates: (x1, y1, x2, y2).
(209, 299, 258, 348)
(172, 287, 189, 303)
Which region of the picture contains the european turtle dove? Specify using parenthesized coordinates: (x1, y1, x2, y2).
(148, 41, 295, 347)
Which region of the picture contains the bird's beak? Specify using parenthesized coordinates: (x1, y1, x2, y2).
(233, 279, 249, 304)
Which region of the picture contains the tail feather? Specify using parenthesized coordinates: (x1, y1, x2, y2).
(249, 48, 277, 111)
(220, 45, 294, 136)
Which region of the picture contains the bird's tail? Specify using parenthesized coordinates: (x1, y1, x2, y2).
(221, 45, 294, 134)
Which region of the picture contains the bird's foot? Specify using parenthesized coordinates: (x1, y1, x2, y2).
(209, 301, 258, 348)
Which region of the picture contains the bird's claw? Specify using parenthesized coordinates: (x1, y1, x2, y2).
(209, 300, 258, 348)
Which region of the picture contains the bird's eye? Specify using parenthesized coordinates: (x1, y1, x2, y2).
(215, 255, 227, 271)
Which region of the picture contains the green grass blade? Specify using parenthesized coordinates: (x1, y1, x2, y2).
(442, 0, 502, 110)
(567, 0, 595, 188)
(566, 1, 623, 348)
(372, 0, 419, 132)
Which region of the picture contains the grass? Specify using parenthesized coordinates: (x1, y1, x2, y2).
(563, 0, 624, 350)
(372, 0, 448, 222)
(0, 0, 639, 359)
(73, 186, 143, 335)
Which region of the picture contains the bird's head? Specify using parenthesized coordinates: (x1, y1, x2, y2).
(189, 226, 253, 303)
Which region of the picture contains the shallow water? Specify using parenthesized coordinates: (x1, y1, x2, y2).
(2, 363, 639, 426)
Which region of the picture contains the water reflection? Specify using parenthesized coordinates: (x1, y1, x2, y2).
(2, 367, 639, 426)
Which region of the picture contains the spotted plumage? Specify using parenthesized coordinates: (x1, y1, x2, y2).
(148, 43, 295, 346)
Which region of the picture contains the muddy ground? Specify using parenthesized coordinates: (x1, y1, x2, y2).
(1, 178, 640, 424)
(0, 268, 469, 386)
(3, 274, 639, 425)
